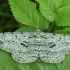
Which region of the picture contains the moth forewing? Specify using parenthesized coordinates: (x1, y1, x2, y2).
(0, 31, 70, 63)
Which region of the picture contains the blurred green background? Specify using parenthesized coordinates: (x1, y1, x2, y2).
(0, 0, 21, 32)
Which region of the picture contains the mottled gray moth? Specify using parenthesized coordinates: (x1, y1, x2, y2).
(0, 31, 70, 63)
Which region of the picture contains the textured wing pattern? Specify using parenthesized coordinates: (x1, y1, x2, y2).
(39, 33, 70, 63)
(0, 31, 70, 63)
(0, 32, 38, 63)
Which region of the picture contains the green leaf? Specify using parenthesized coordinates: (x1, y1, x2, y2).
(17, 63, 29, 70)
(36, 0, 62, 21)
(55, 6, 70, 26)
(54, 28, 70, 34)
(45, 63, 59, 70)
(0, 49, 20, 70)
(35, 62, 59, 70)
(8, 0, 49, 30)
(16, 26, 37, 32)
(35, 62, 48, 70)
(61, 0, 70, 7)
(63, 54, 70, 70)
(56, 63, 64, 70)
(0, 62, 6, 70)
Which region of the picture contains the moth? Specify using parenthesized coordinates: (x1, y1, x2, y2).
(0, 31, 70, 63)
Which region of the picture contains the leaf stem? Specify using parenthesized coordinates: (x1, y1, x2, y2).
(49, 21, 55, 32)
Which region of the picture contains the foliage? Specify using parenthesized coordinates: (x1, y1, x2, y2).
(9, 0, 49, 30)
(0, 0, 70, 70)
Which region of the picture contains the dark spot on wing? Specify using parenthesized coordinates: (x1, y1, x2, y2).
(12, 41, 14, 42)
(33, 35, 37, 38)
(20, 43, 28, 47)
(0, 40, 3, 44)
(49, 44, 56, 48)
(40, 35, 48, 39)
(28, 35, 37, 38)
(48, 42, 56, 48)
(28, 36, 33, 38)
(15, 35, 17, 38)
(23, 41, 29, 43)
